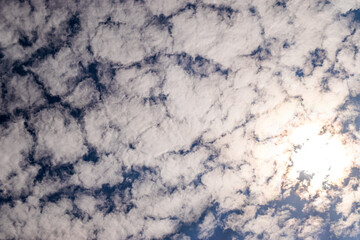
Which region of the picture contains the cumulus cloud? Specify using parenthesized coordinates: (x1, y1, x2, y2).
(1, 0, 360, 239)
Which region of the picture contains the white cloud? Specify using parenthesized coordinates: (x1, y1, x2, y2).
(171, 4, 262, 69)
(145, 0, 194, 16)
(198, 212, 218, 239)
(71, 154, 124, 189)
(2, 0, 360, 239)
(30, 48, 81, 96)
(33, 108, 86, 165)
(297, 216, 324, 239)
(0, 121, 36, 197)
(65, 78, 99, 109)
(6, 75, 45, 113)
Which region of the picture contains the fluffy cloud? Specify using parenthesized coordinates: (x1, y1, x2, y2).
(1, 0, 360, 239)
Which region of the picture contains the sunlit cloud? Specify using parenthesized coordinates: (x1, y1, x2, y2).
(1, 0, 360, 239)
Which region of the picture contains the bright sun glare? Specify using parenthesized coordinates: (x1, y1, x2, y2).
(282, 120, 358, 191)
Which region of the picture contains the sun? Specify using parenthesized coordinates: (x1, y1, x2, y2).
(282, 119, 358, 192)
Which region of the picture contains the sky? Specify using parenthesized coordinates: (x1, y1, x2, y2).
(1, 0, 360, 239)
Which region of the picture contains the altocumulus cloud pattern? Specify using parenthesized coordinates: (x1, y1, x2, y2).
(2, 0, 360, 239)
